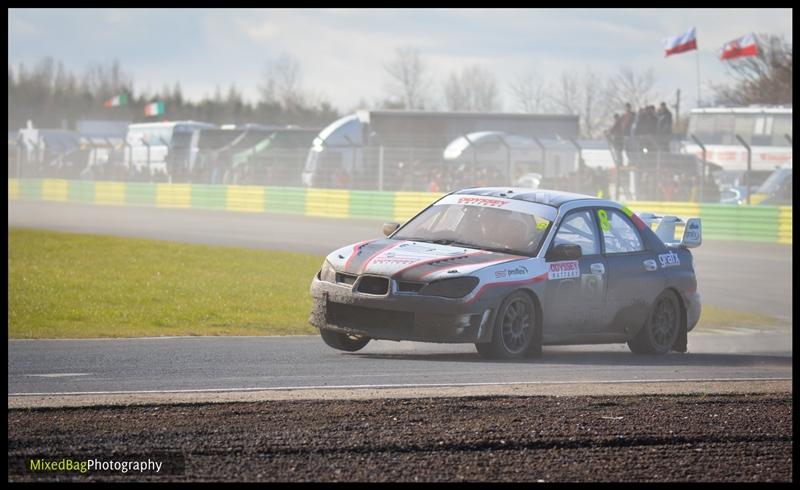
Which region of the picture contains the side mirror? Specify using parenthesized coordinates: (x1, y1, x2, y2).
(382, 222, 400, 237)
(546, 243, 582, 261)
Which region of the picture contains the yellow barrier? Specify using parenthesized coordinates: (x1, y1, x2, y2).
(155, 183, 192, 208)
(8, 179, 18, 200)
(40, 179, 69, 202)
(306, 188, 350, 218)
(778, 206, 792, 245)
(94, 181, 126, 205)
(393, 192, 444, 222)
(226, 185, 265, 213)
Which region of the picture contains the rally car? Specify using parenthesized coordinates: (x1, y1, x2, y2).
(309, 188, 702, 359)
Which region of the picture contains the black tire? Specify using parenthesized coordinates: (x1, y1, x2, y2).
(320, 329, 370, 352)
(476, 291, 540, 359)
(628, 290, 681, 355)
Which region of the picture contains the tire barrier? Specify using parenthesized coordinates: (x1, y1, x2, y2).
(8, 179, 791, 244)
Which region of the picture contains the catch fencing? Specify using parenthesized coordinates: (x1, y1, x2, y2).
(9, 138, 731, 203)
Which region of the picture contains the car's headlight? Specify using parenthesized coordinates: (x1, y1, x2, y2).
(419, 277, 480, 299)
(318, 261, 337, 283)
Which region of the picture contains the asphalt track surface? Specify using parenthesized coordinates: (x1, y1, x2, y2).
(8, 330, 792, 396)
(8, 200, 793, 321)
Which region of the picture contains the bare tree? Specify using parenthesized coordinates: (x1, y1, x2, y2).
(443, 65, 502, 112)
(604, 66, 657, 111)
(546, 68, 610, 138)
(443, 71, 469, 111)
(711, 33, 792, 106)
(259, 53, 305, 111)
(383, 46, 431, 110)
(581, 68, 610, 139)
(81, 59, 132, 100)
(507, 71, 550, 113)
(549, 69, 582, 115)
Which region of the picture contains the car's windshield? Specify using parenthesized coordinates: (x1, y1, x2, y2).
(393, 203, 552, 256)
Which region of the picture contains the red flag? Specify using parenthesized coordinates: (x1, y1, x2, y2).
(721, 34, 759, 60)
(664, 27, 697, 57)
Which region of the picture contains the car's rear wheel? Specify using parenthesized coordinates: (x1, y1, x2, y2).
(476, 291, 540, 359)
(628, 290, 681, 355)
(320, 328, 371, 352)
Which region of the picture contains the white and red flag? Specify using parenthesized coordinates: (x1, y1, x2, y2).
(720, 34, 759, 60)
(664, 27, 697, 57)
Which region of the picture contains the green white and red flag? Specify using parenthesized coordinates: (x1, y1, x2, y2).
(104, 94, 128, 107)
(144, 101, 165, 116)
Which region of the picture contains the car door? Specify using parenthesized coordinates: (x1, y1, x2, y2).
(596, 207, 663, 338)
(542, 208, 607, 341)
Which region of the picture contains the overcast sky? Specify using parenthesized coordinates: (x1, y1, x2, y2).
(8, 8, 793, 112)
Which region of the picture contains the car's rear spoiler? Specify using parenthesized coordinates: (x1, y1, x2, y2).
(637, 212, 702, 248)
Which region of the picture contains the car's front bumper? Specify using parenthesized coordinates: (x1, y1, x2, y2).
(309, 277, 497, 343)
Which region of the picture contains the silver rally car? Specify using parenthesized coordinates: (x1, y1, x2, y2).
(310, 187, 702, 359)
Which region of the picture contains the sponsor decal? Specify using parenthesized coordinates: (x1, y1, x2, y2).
(371, 256, 419, 265)
(457, 197, 508, 207)
(547, 260, 580, 280)
(495, 265, 529, 279)
(507, 266, 528, 276)
(658, 251, 681, 268)
(684, 221, 701, 242)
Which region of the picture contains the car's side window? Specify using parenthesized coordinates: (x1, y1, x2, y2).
(600, 209, 644, 254)
(552, 209, 600, 256)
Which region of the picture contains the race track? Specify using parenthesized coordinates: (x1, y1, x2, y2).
(7, 200, 793, 482)
(7, 200, 793, 320)
(8, 328, 791, 398)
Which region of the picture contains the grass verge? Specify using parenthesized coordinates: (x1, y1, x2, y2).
(693, 304, 788, 330)
(9, 228, 323, 338)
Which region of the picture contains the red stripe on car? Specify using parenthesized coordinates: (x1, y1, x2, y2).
(465, 272, 548, 305)
(359, 241, 406, 274)
(343, 240, 372, 271)
(629, 213, 647, 230)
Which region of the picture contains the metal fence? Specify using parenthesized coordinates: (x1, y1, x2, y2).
(6, 135, 754, 203)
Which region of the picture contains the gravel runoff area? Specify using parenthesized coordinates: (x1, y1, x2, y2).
(8, 392, 791, 482)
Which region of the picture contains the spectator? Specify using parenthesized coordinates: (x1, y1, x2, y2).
(656, 102, 674, 151)
(620, 104, 638, 163)
(428, 169, 442, 192)
(606, 113, 625, 166)
(620, 103, 635, 136)
(628, 107, 647, 156)
(640, 106, 659, 152)
(630, 106, 653, 153)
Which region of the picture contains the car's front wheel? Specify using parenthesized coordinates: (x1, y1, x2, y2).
(476, 291, 541, 359)
(320, 329, 371, 352)
(628, 290, 681, 355)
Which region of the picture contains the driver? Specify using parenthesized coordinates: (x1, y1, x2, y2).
(478, 208, 531, 252)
